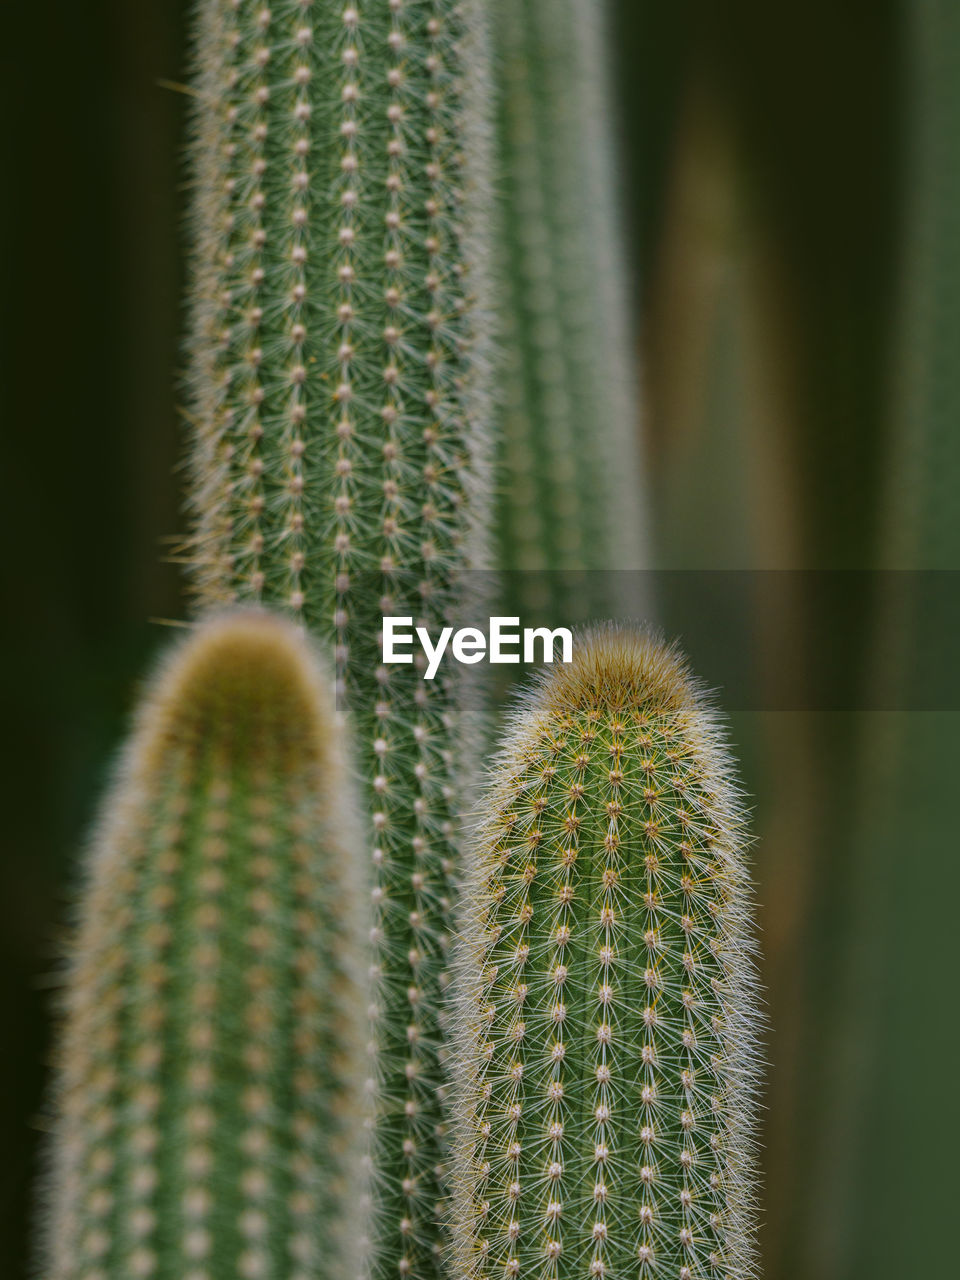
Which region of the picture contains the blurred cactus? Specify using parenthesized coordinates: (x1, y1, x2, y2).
(452, 626, 761, 1280)
(181, 4, 493, 1277)
(882, 0, 960, 571)
(646, 84, 821, 1277)
(645, 79, 809, 574)
(38, 611, 368, 1280)
(184, 0, 492, 622)
(805, 6, 960, 1278)
(492, 0, 648, 615)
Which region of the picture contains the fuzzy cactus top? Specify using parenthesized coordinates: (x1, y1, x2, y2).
(39, 612, 368, 1280)
(452, 627, 762, 1280)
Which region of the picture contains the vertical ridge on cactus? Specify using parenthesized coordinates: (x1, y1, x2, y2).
(451, 626, 761, 1280)
(492, 0, 648, 595)
(38, 610, 368, 1280)
(181, 5, 493, 1276)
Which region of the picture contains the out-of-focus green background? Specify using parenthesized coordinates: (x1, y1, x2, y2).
(3, 1, 955, 1277)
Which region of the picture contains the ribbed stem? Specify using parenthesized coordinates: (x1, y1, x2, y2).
(882, 0, 960, 570)
(182, 5, 493, 1275)
(39, 611, 368, 1280)
(492, 0, 648, 613)
(452, 627, 761, 1280)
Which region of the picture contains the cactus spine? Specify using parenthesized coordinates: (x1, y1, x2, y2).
(452, 627, 761, 1280)
(492, 0, 647, 602)
(183, 4, 493, 1276)
(39, 612, 368, 1280)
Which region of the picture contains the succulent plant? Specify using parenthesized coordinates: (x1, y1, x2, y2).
(181, 3, 493, 1275)
(491, 0, 648, 616)
(184, 0, 492, 624)
(882, 0, 960, 571)
(803, 7, 960, 1278)
(38, 611, 368, 1280)
(451, 626, 761, 1280)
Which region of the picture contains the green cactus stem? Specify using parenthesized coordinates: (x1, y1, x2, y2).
(182, 4, 493, 1276)
(39, 611, 368, 1280)
(802, 7, 960, 1277)
(882, 0, 960, 571)
(492, 0, 648, 611)
(452, 626, 761, 1280)
(184, 0, 491, 622)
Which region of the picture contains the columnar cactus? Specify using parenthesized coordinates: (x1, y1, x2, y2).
(182, 4, 492, 1276)
(801, 7, 960, 1277)
(452, 627, 761, 1280)
(39, 612, 368, 1280)
(646, 88, 803, 573)
(185, 0, 491, 620)
(492, 0, 648, 605)
(883, 0, 960, 570)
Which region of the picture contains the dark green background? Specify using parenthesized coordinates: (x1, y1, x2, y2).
(5, 2, 944, 1277)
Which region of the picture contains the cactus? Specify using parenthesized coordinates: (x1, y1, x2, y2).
(492, 0, 648, 615)
(881, 0, 960, 571)
(451, 626, 761, 1280)
(182, 3, 493, 1276)
(184, 0, 491, 622)
(801, 6, 960, 1278)
(646, 86, 802, 573)
(646, 87, 820, 1274)
(38, 611, 368, 1280)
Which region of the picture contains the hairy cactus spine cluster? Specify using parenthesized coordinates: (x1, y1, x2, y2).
(452, 627, 761, 1280)
(492, 0, 647, 597)
(39, 612, 368, 1280)
(183, 4, 493, 1277)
